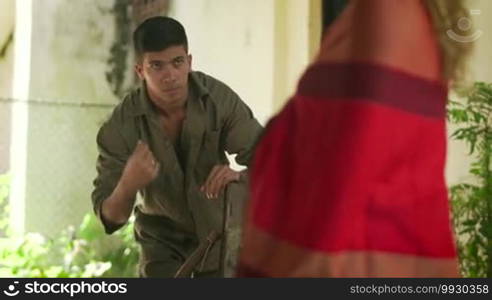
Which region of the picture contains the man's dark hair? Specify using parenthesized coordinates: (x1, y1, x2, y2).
(133, 16, 188, 60)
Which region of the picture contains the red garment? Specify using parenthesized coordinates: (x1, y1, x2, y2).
(238, 0, 459, 277)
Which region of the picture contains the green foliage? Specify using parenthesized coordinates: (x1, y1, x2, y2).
(448, 82, 492, 277)
(0, 173, 11, 236)
(0, 174, 139, 277)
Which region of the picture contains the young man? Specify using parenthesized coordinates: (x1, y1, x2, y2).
(92, 16, 262, 277)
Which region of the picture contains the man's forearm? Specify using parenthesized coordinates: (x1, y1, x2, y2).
(101, 179, 138, 225)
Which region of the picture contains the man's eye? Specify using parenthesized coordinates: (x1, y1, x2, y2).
(150, 62, 162, 70)
(173, 58, 184, 67)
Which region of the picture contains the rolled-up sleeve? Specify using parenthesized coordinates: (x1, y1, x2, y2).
(221, 89, 263, 166)
(92, 120, 131, 234)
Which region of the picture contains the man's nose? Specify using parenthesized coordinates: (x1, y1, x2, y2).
(161, 65, 177, 83)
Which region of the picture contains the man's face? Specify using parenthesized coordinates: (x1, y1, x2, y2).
(135, 45, 192, 110)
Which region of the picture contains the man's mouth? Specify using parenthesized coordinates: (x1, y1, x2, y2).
(164, 87, 180, 93)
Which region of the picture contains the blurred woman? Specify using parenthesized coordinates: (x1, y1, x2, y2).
(238, 0, 473, 277)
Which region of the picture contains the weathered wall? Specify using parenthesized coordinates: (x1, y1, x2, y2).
(11, 0, 119, 236)
(170, 0, 321, 125)
(0, 0, 15, 174)
(7, 0, 171, 236)
(170, 0, 275, 125)
(10, 0, 489, 237)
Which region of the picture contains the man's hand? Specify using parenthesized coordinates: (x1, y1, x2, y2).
(200, 164, 240, 199)
(120, 141, 160, 193)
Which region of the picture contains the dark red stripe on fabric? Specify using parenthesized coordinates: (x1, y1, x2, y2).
(297, 63, 447, 118)
(236, 264, 267, 278)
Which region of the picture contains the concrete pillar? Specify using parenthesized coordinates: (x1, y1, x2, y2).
(9, 0, 122, 236)
(0, 0, 15, 174)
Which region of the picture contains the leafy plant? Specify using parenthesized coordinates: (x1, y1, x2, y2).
(0, 173, 11, 236)
(448, 82, 492, 277)
(0, 174, 139, 277)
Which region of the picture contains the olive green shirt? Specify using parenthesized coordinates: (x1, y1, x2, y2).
(92, 71, 262, 273)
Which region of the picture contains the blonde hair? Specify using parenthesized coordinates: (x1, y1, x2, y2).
(424, 0, 475, 86)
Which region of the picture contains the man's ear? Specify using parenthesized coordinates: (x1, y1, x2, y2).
(134, 63, 145, 80)
(187, 54, 193, 70)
